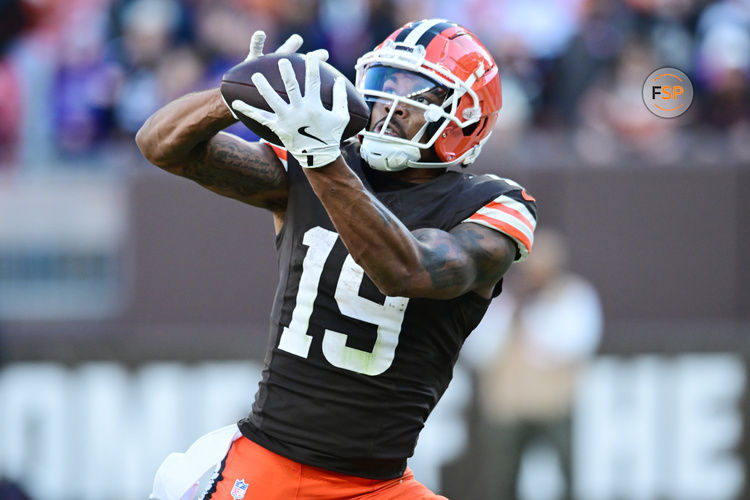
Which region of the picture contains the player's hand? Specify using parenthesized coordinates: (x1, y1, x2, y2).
(224, 31, 329, 118)
(244, 31, 329, 63)
(231, 53, 349, 169)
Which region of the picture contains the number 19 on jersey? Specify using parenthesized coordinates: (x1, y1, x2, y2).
(278, 227, 409, 376)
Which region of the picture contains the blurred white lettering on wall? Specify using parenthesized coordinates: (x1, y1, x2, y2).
(575, 354, 745, 500)
(0, 355, 745, 500)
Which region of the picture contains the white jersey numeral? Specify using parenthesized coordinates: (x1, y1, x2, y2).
(278, 227, 409, 376)
(278, 226, 338, 358)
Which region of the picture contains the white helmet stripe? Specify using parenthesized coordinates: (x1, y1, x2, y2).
(403, 19, 449, 46)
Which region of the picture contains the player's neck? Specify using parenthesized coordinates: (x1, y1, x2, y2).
(364, 165, 446, 192)
(387, 168, 446, 184)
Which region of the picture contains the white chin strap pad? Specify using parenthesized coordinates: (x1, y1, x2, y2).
(360, 137, 421, 172)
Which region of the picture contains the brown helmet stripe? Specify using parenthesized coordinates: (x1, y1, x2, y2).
(413, 21, 456, 48)
(393, 21, 422, 42)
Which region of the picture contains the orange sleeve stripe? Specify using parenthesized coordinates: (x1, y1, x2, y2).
(484, 201, 535, 232)
(267, 143, 288, 161)
(468, 213, 532, 252)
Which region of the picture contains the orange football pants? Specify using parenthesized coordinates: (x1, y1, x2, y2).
(203, 436, 449, 500)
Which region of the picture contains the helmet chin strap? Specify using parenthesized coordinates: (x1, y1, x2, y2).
(360, 137, 421, 172)
(361, 136, 486, 172)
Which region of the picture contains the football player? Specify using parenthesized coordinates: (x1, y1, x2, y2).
(137, 19, 537, 500)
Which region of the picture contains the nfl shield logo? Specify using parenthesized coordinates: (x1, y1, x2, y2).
(231, 478, 248, 499)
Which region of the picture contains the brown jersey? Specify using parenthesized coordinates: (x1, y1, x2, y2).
(239, 142, 537, 479)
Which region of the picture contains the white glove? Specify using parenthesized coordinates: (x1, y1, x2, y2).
(223, 31, 329, 118)
(231, 53, 349, 168)
(244, 31, 329, 63)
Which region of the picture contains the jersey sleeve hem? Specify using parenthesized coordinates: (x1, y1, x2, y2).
(460, 192, 537, 261)
(260, 139, 288, 170)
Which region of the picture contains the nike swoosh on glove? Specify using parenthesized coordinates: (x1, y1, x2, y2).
(231, 53, 349, 168)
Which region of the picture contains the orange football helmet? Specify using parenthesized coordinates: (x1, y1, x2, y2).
(355, 19, 502, 171)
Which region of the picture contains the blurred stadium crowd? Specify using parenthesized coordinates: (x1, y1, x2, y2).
(0, 0, 749, 170)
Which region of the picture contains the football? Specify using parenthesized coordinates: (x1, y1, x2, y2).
(221, 53, 370, 146)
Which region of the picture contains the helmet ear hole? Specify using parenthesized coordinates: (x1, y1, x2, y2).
(462, 117, 486, 137)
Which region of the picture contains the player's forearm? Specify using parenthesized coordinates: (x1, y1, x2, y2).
(135, 89, 237, 168)
(303, 157, 426, 296)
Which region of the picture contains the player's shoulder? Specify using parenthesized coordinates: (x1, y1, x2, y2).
(454, 172, 536, 212)
(460, 171, 531, 194)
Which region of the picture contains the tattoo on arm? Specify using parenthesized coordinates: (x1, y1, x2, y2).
(180, 133, 288, 211)
(415, 230, 468, 290)
(453, 225, 505, 285)
(414, 223, 515, 295)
